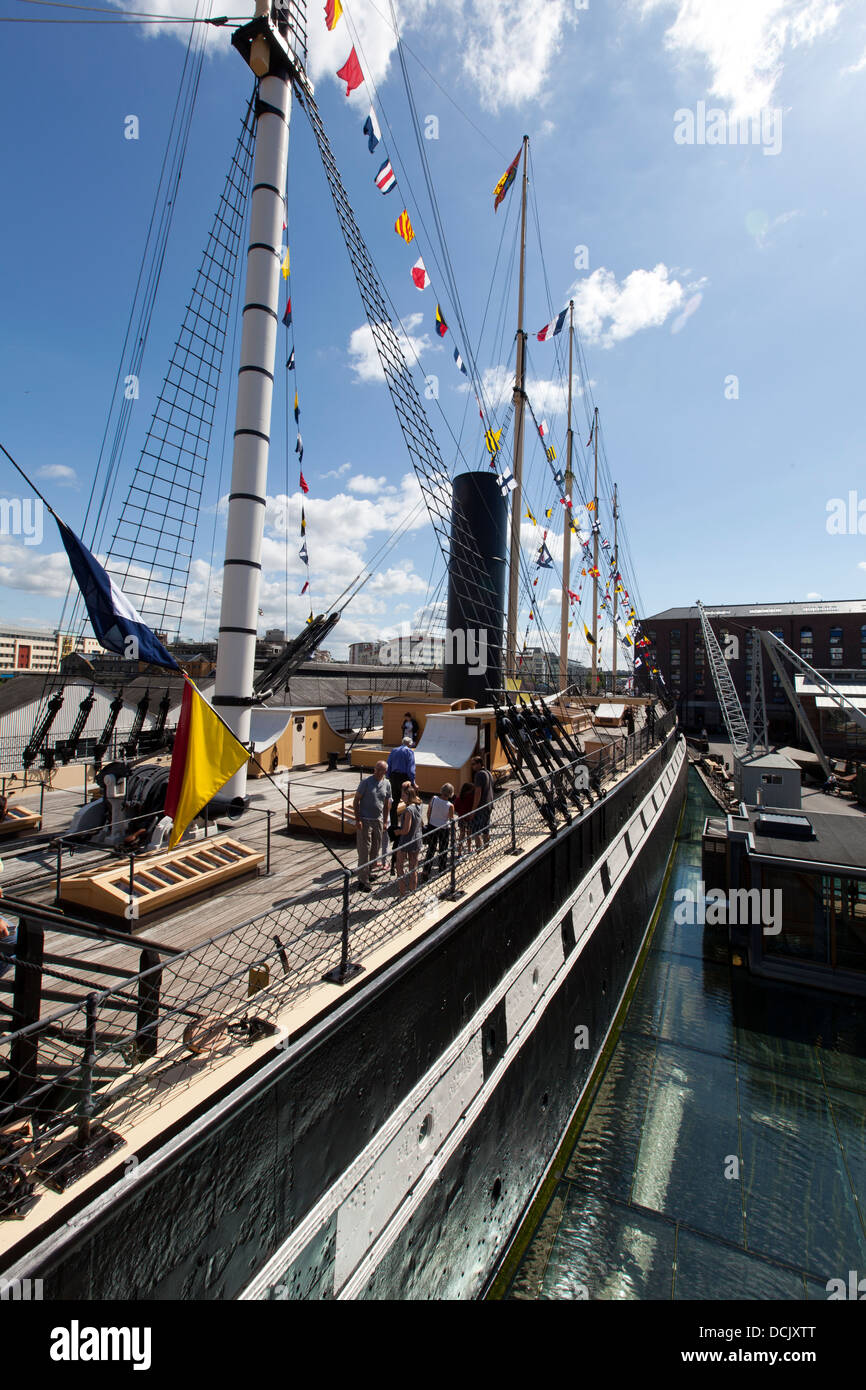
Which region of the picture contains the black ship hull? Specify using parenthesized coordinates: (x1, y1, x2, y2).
(5, 729, 686, 1299)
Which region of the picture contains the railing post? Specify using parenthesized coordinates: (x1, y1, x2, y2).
(55, 841, 62, 902)
(341, 788, 345, 834)
(439, 817, 465, 901)
(39, 780, 45, 820)
(7, 915, 44, 1102)
(135, 949, 162, 1061)
(77, 992, 98, 1148)
(266, 809, 272, 875)
(507, 789, 522, 855)
(323, 870, 363, 984)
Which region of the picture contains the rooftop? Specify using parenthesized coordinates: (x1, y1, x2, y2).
(646, 600, 866, 622)
(741, 805, 866, 869)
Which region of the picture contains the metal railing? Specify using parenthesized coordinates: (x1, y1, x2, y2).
(0, 712, 677, 1202)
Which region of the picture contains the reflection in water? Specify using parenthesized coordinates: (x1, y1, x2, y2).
(505, 771, 866, 1301)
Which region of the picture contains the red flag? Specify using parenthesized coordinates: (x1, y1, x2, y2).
(300, 581, 309, 595)
(411, 257, 429, 290)
(336, 47, 363, 96)
(299, 472, 309, 494)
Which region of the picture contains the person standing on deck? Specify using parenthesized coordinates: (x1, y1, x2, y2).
(386, 736, 417, 865)
(395, 786, 424, 895)
(470, 755, 494, 852)
(421, 782, 454, 882)
(352, 761, 391, 893)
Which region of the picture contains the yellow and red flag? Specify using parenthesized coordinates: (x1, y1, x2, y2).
(324, 0, 342, 30)
(493, 148, 521, 211)
(394, 209, 415, 243)
(164, 679, 249, 849)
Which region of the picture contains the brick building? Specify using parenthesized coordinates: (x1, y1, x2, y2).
(643, 600, 866, 751)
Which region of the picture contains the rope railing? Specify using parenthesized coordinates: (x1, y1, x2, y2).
(0, 711, 677, 1207)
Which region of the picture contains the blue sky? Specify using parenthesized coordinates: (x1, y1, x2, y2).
(1, 0, 865, 665)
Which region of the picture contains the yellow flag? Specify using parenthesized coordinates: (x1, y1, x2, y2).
(165, 680, 249, 849)
(484, 427, 502, 455)
(281, 246, 290, 280)
(395, 210, 415, 243)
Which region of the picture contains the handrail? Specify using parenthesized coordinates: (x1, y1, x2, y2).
(0, 716, 679, 1185)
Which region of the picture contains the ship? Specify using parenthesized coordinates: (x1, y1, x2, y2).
(0, 0, 687, 1299)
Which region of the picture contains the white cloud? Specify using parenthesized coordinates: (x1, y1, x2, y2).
(745, 208, 801, 247)
(322, 462, 352, 480)
(37, 464, 78, 486)
(636, 0, 841, 117)
(670, 291, 704, 334)
(467, 365, 575, 417)
(348, 314, 432, 383)
(456, 0, 577, 112)
(347, 474, 388, 495)
(806, 589, 824, 596)
(571, 264, 687, 347)
(0, 543, 71, 597)
(843, 48, 866, 74)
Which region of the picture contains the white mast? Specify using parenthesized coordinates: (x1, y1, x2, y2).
(214, 2, 294, 796)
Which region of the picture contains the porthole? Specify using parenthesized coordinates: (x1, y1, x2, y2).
(532, 967, 539, 989)
(418, 1112, 433, 1146)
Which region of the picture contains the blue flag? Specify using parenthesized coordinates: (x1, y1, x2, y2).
(56, 519, 179, 669)
(363, 108, 381, 152)
(536, 543, 554, 569)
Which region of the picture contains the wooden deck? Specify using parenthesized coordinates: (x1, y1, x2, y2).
(0, 722, 676, 1255)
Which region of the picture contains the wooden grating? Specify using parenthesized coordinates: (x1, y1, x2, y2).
(57, 835, 265, 921)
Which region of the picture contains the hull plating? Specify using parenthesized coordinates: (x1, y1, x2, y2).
(4, 732, 686, 1299)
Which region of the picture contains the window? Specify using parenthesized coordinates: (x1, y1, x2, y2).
(800, 627, 814, 663)
(693, 628, 705, 697)
(830, 626, 844, 666)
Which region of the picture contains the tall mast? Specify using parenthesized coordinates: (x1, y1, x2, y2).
(591, 405, 599, 690)
(611, 482, 619, 693)
(505, 135, 529, 689)
(559, 300, 574, 692)
(213, 0, 298, 796)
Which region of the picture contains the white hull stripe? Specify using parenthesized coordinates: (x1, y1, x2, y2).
(240, 737, 686, 1299)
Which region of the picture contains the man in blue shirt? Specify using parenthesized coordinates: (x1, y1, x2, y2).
(386, 735, 416, 788)
(386, 737, 417, 873)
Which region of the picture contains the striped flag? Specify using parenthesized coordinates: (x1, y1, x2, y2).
(545, 445, 556, 463)
(374, 158, 396, 193)
(537, 308, 567, 342)
(324, 0, 342, 30)
(453, 346, 467, 374)
(497, 468, 517, 495)
(410, 256, 429, 290)
(485, 427, 502, 456)
(394, 209, 415, 243)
